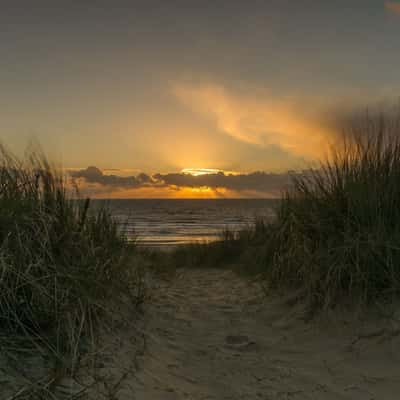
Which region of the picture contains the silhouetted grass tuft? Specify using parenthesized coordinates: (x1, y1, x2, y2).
(0, 145, 142, 393)
(170, 217, 272, 274)
(264, 114, 400, 308)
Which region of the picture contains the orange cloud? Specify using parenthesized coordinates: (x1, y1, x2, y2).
(172, 82, 336, 160)
(69, 166, 299, 198)
(385, 2, 400, 14)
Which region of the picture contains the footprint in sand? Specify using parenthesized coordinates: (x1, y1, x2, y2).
(225, 335, 259, 352)
(225, 335, 250, 345)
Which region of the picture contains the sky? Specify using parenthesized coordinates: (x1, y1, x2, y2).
(1, 1, 400, 197)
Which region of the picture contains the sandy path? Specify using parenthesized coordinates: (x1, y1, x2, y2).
(133, 268, 400, 399)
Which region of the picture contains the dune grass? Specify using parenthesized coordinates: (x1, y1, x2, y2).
(172, 113, 400, 309)
(170, 218, 271, 274)
(263, 114, 400, 308)
(0, 145, 143, 395)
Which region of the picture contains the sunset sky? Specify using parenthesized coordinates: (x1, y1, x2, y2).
(2, 1, 400, 197)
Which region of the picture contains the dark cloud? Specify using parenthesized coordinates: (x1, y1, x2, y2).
(137, 172, 153, 184)
(70, 166, 142, 188)
(70, 167, 303, 195)
(154, 171, 296, 193)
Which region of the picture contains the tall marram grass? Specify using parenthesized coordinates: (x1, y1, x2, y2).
(171, 218, 272, 272)
(264, 113, 400, 308)
(0, 145, 140, 379)
(183, 113, 400, 309)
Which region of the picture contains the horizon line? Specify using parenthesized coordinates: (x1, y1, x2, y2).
(89, 197, 281, 201)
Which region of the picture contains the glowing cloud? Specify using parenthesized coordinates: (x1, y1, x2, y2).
(181, 168, 239, 176)
(70, 166, 303, 198)
(172, 82, 338, 159)
(385, 2, 400, 14)
(181, 168, 222, 176)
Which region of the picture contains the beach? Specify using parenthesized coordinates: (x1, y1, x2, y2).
(3, 3, 400, 398)
(132, 267, 400, 399)
(2, 265, 400, 399)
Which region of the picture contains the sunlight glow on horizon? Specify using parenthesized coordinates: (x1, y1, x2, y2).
(2, 2, 400, 199)
(181, 168, 240, 176)
(181, 168, 221, 176)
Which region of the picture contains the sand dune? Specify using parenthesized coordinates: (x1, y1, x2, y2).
(2, 267, 400, 399)
(132, 268, 400, 399)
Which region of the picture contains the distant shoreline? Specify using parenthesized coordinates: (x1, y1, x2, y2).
(90, 197, 281, 201)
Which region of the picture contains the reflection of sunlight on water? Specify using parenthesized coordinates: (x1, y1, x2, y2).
(135, 235, 218, 247)
(94, 199, 277, 249)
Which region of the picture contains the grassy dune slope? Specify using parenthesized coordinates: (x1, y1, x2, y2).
(172, 113, 400, 309)
(0, 146, 144, 397)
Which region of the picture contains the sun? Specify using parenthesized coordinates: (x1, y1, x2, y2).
(181, 168, 240, 177)
(181, 168, 221, 176)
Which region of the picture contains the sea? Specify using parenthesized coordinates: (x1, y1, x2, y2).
(92, 199, 278, 249)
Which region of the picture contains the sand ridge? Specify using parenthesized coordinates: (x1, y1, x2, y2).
(132, 268, 400, 399)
